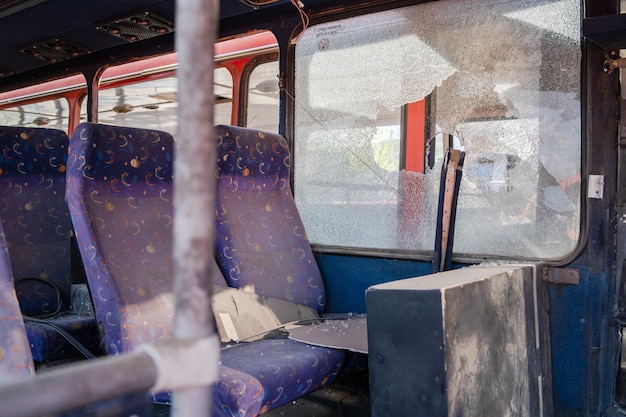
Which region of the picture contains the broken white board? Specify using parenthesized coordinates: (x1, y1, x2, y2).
(287, 317, 368, 354)
(212, 286, 319, 343)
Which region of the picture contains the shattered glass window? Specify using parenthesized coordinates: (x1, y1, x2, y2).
(246, 60, 280, 133)
(294, 0, 581, 259)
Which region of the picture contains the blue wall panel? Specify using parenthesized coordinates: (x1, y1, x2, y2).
(549, 272, 590, 417)
(548, 268, 615, 417)
(314, 253, 434, 313)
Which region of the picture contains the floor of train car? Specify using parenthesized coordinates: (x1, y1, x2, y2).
(263, 369, 370, 417)
(151, 369, 370, 417)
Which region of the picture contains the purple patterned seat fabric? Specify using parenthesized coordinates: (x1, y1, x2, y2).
(0, 221, 35, 381)
(214, 125, 345, 413)
(66, 123, 177, 355)
(0, 126, 98, 362)
(66, 122, 263, 416)
(152, 364, 264, 417)
(214, 125, 326, 312)
(220, 338, 343, 414)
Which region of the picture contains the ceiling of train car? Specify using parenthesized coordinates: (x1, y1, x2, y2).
(0, 0, 323, 87)
(0, 1, 174, 78)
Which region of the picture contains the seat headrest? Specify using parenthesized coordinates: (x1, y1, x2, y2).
(68, 122, 174, 197)
(0, 126, 68, 176)
(215, 125, 289, 191)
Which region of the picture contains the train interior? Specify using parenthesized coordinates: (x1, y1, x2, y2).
(0, 0, 623, 416)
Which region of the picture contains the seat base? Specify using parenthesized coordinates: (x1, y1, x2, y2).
(25, 312, 101, 362)
(150, 369, 371, 417)
(150, 338, 346, 416)
(220, 338, 345, 414)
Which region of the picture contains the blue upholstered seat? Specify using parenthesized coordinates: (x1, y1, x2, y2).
(0, 211, 152, 416)
(66, 123, 177, 354)
(220, 339, 343, 414)
(66, 122, 264, 416)
(214, 125, 345, 413)
(67, 122, 349, 416)
(214, 125, 326, 311)
(0, 222, 35, 381)
(0, 126, 99, 362)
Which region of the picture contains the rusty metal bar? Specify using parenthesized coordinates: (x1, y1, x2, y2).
(0, 351, 157, 417)
(0, 336, 218, 417)
(172, 0, 220, 415)
(543, 267, 580, 285)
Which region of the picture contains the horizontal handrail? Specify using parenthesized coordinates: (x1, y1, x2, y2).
(0, 351, 156, 417)
(0, 335, 220, 417)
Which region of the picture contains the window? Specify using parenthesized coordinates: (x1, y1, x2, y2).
(214, 66, 234, 126)
(98, 60, 234, 136)
(0, 75, 86, 132)
(294, 0, 581, 259)
(0, 99, 71, 131)
(98, 76, 179, 135)
(246, 60, 279, 132)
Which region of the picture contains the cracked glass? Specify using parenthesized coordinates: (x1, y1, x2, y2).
(294, 0, 581, 259)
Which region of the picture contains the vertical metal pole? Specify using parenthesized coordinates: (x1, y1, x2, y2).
(84, 68, 99, 123)
(173, 0, 219, 416)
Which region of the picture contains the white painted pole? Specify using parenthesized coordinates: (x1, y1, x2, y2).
(173, 0, 220, 416)
(0, 1, 221, 415)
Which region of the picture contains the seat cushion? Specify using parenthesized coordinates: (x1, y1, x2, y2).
(151, 365, 264, 417)
(220, 338, 345, 414)
(153, 338, 344, 415)
(25, 312, 100, 362)
(56, 392, 152, 417)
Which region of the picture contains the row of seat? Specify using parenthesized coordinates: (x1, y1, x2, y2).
(0, 126, 99, 363)
(0, 123, 356, 415)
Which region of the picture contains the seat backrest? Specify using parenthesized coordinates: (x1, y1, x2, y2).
(68, 122, 229, 355)
(214, 125, 326, 312)
(0, 126, 73, 317)
(0, 220, 35, 381)
(66, 122, 178, 354)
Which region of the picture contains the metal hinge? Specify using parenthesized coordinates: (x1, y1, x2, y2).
(543, 267, 580, 285)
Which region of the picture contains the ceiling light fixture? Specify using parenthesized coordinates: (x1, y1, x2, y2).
(21, 38, 90, 63)
(97, 12, 174, 42)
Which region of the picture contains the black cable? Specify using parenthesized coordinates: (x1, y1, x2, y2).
(15, 277, 96, 361)
(23, 316, 96, 361)
(15, 277, 63, 318)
